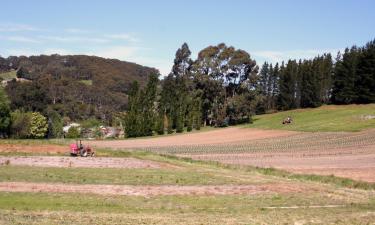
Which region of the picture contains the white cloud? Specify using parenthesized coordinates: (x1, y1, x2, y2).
(1, 35, 41, 44)
(253, 49, 342, 65)
(104, 33, 140, 43)
(64, 28, 91, 34)
(0, 23, 38, 32)
(39, 35, 110, 43)
(86, 46, 140, 59)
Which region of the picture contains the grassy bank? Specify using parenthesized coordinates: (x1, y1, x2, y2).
(247, 104, 375, 132)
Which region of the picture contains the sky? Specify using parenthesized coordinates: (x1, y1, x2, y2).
(0, 0, 374, 76)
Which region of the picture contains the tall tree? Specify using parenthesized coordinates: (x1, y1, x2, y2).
(278, 60, 298, 110)
(0, 87, 11, 137)
(331, 47, 360, 104)
(124, 81, 141, 137)
(140, 74, 159, 136)
(356, 40, 375, 103)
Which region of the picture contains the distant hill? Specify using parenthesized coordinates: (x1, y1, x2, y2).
(0, 54, 159, 123)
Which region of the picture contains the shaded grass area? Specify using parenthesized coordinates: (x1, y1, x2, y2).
(0, 70, 16, 80)
(0, 192, 368, 213)
(0, 192, 374, 224)
(0, 165, 262, 185)
(0, 139, 69, 146)
(247, 104, 375, 132)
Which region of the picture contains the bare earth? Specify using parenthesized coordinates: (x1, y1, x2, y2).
(188, 146, 375, 182)
(0, 156, 175, 169)
(89, 127, 297, 149)
(0, 144, 66, 154)
(0, 182, 311, 196)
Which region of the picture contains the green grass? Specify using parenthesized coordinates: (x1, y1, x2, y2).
(78, 79, 93, 86)
(0, 192, 373, 224)
(247, 104, 375, 132)
(0, 149, 375, 224)
(0, 70, 17, 80)
(0, 165, 264, 185)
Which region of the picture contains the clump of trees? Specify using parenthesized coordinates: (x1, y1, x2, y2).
(256, 39, 375, 113)
(9, 111, 48, 139)
(123, 43, 259, 137)
(0, 87, 56, 139)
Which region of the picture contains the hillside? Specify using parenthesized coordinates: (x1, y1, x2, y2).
(247, 104, 375, 132)
(0, 70, 16, 80)
(0, 54, 159, 123)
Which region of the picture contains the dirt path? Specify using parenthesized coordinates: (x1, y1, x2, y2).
(0, 156, 176, 169)
(89, 127, 298, 149)
(0, 182, 311, 196)
(0, 144, 66, 154)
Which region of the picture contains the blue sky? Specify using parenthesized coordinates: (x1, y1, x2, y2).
(0, 0, 374, 75)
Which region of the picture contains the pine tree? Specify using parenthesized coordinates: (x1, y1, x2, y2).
(356, 40, 375, 103)
(331, 47, 360, 104)
(124, 81, 140, 137)
(140, 74, 158, 136)
(278, 60, 298, 110)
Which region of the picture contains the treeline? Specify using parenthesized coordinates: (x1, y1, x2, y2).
(124, 39, 375, 137)
(124, 43, 259, 137)
(0, 39, 374, 139)
(257, 39, 375, 113)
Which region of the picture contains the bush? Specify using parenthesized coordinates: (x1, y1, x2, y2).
(10, 110, 32, 138)
(66, 126, 80, 139)
(29, 112, 48, 139)
(0, 87, 11, 137)
(47, 110, 63, 138)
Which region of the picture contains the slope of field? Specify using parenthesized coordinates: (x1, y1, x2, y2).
(0, 70, 16, 80)
(248, 104, 375, 132)
(89, 127, 297, 149)
(0, 150, 374, 224)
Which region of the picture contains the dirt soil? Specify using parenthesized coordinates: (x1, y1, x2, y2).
(89, 127, 298, 149)
(0, 144, 66, 154)
(0, 156, 175, 169)
(0, 182, 311, 196)
(187, 145, 375, 183)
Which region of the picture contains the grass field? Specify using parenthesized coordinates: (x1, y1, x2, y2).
(0, 70, 17, 80)
(248, 104, 375, 132)
(0, 150, 375, 224)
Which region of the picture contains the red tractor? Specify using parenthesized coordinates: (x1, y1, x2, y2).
(70, 140, 95, 157)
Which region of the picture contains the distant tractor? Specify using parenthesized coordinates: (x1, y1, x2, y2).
(70, 140, 95, 157)
(282, 116, 293, 125)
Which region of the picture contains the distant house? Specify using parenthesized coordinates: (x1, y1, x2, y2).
(63, 123, 81, 134)
(1, 77, 31, 87)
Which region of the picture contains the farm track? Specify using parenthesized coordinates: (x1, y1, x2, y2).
(0, 156, 176, 169)
(0, 181, 316, 196)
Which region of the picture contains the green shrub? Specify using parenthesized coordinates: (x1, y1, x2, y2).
(10, 110, 31, 139)
(29, 112, 48, 139)
(66, 126, 80, 139)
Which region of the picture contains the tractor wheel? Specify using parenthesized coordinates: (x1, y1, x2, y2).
(81, 150, 88, 157)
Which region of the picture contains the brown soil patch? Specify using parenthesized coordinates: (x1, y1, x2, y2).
(89, 127, 298, 149)
(0, 144, 66, 154)
(0, 182, 310, 196)
(186, 146, 375, 183)
(0, 156, 175, 169)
